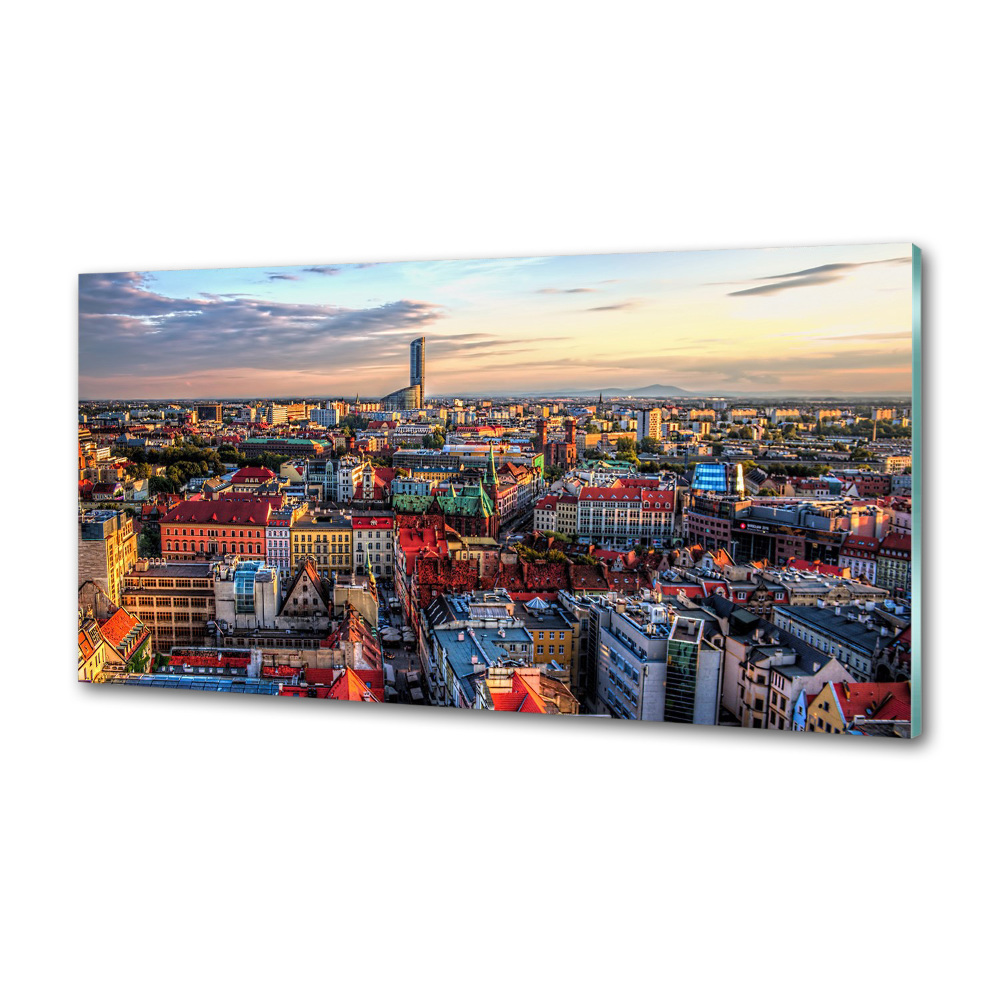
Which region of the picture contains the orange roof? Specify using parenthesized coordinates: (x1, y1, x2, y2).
(98, 608, 146, 647)
(78, 629, 96, 659)
(330, 668, 383, 702)
(489, 672, 547, 713)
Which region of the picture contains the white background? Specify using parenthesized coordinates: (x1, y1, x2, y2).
(2, 2, 993, 998)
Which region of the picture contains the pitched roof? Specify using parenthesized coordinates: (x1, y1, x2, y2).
(832, 682, 911, 724)
(488, 671, 547, 713)
(230, 466, 277, 482)
(160, 498, 275, 525)
(879, 532, 912, 556)
(277, 559, 331, 615)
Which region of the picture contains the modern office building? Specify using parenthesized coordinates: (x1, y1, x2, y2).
(596, 599, 722, 723)
(196, 403, 222, 423)
(410, 336, 425, 395)
(664, 615, 722, 725)
(382, 336, 426, 410)
(691, 462, 743, 495)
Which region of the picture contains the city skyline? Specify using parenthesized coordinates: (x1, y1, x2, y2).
(79, 244, 914, 400)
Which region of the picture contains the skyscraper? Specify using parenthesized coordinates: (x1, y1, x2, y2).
(381, 336, 427, 410)
(410, 337, 426, 403)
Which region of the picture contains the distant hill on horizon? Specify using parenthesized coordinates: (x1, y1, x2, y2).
(517, 384, 910, 399)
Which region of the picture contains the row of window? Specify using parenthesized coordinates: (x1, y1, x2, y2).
(165, 541, 262, 554)
(167, 527, 263, 538)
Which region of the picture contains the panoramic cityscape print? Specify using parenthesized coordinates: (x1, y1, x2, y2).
(78, 244, 920, 736)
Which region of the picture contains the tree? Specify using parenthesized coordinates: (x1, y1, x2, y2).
(138, 524, 160, 557)
(639, 436, 663, 454)
(128, 640, 151, 675)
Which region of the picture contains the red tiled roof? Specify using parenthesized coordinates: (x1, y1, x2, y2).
(167, 653, 251, 670)
(98, 608, 147, 648)
(230, 466, 276, 482)
(833, 682, 911, 723)
(842, 534, 879, 553)
(786, 558, 847, 577)
(352, 515, 394, 529)
(880, 532, 912, 553)
(578, 487, 644, 502)
(160, 498, 275, 525)
(489, 672, 547, 713)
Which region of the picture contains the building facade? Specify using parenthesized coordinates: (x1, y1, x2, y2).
(79, 509, 138, 607)
(352, 514, 395, 577)
(160, 499, 275, 561)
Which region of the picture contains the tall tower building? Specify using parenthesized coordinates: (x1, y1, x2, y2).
(410, 337, 426, 406)
(638, 408, 662, 442)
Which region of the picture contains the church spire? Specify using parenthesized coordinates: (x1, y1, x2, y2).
(486, 443, 499, 487)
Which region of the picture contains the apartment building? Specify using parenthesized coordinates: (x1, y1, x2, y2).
(79, 508, 138, 607)
(291, 511, 352, 579)
(352, 514, 395, 577)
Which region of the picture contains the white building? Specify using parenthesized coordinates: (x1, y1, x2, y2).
(351, 514, 395, 577)
(309, 407, 340, 427)
(596, 599, 722, 723)
(337, 457, 366, 503)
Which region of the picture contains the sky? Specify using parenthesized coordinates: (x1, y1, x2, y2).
(78, 244, 914, 400)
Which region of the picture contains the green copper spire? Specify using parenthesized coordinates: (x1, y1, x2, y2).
(486, 443, 499, 486)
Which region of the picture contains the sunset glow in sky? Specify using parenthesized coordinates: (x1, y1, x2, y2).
(79, 244, 914, 400)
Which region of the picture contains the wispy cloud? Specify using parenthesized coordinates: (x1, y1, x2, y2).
(729, 275, 842, 297)
(729, 256, 911, 297)
(266, 272, 300, 281)
(302, 266, 341, 276)
(586, 301, 636, 312)
(538, 286, 595, 294)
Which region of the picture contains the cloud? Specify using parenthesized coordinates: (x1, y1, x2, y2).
(79, 272, 444, 387)
(763, 256, 910, 280)
(302, 266, 342, 276)
(586, 301, 636, 311)
(537, 287, 595, 294)
(729, 275, 842, 296)
(729, 255, 912, 297)
(815, 330, 912, 342)
(266, 272, 300, 281)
